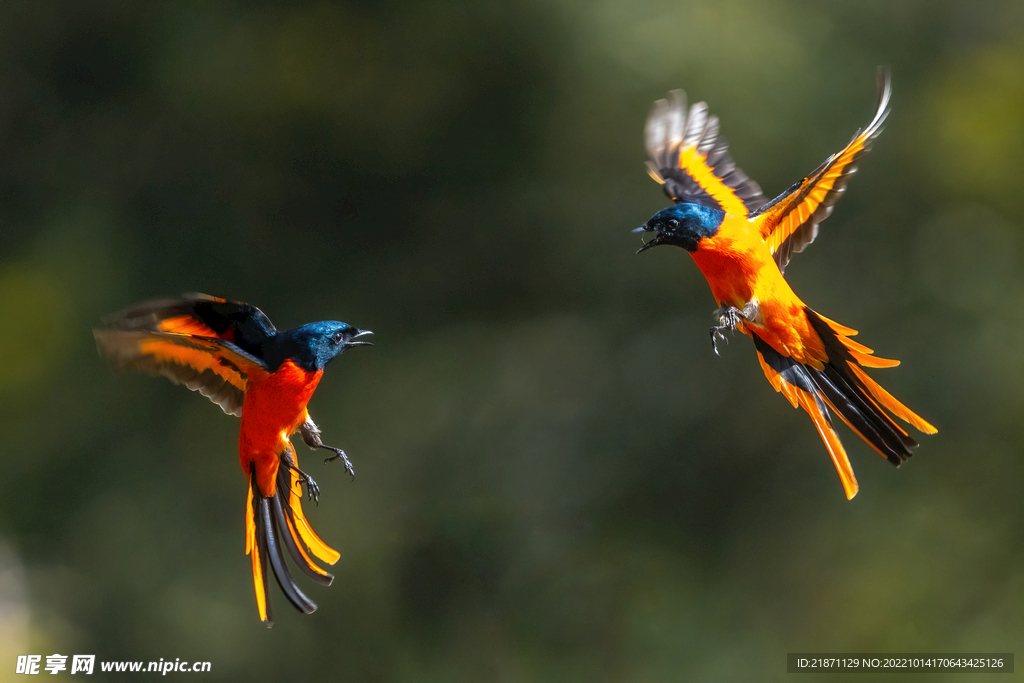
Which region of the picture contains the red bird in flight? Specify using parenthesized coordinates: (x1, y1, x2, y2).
(95, 294, 372, 624)
(633, 69, 935, 498)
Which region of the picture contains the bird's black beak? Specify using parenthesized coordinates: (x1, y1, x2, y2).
(345, 329, 374, 348)
(633, 225, 662, 254)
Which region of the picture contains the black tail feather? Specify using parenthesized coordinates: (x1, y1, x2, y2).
(249, 462, 332, 620)
(259, 494, 317, 614)
(272, 492, 334, 586)
(808, 363, 912, 464)
(250, 472, 274, 626)
(803, 309, 917, 465)
(275, 451, 336, 586)
(752, 317, 917, 467)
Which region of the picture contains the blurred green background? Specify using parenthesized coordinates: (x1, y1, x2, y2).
(1, 0, 1022, 680)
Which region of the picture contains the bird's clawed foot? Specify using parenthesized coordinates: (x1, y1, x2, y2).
(710, 299, 761, 356)
(710, 305, 742, 356)
(323, 447, 355, 479)
(282, 461, 321, 504)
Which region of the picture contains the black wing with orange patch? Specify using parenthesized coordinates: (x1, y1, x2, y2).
(95, 293, 279, 415)
(753, 68, 892, 273)
(104, 293, 277, 350)
(94, 328, 268, 416)
(646, 90, 766, 217)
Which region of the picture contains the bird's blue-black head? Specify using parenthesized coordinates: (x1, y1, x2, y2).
(634, 203, 725, 253)
(264, 321, 373, 372)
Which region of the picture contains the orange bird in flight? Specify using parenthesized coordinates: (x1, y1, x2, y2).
(634, 69, 935, 498)
(95, 294, 372, 624)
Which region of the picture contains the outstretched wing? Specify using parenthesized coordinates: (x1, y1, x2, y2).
(102, 293, 277, 351)
(646, 90, 766, 217)
(94, 328, 268, 416)
(753, 68, 892, 273)
(95, 294, 276, 416)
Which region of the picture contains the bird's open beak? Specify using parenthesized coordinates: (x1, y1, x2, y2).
(345, 329, 374, 347)
(633, 225, 663, 254)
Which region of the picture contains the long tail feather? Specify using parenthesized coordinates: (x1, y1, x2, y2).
(259, 492, 317, 614)
(810, 361, 916, 464)
(794, 383, 859, 499)
(804, 309, 936, 443)
(752, 311, 934, 498)
(247, 475, 273, 625)
(283, 464, 341, 565)
(247, 460, 339, 624)
(755, 340, 859, 498)
(846, 363, 938, 434)
(274, 465, 334, 586)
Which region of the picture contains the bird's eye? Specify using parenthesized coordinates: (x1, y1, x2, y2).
(333, 330, 346, 343)
(668, 219, 679, 228)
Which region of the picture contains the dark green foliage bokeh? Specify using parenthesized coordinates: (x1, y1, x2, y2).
(1, 0, 1022, 680)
